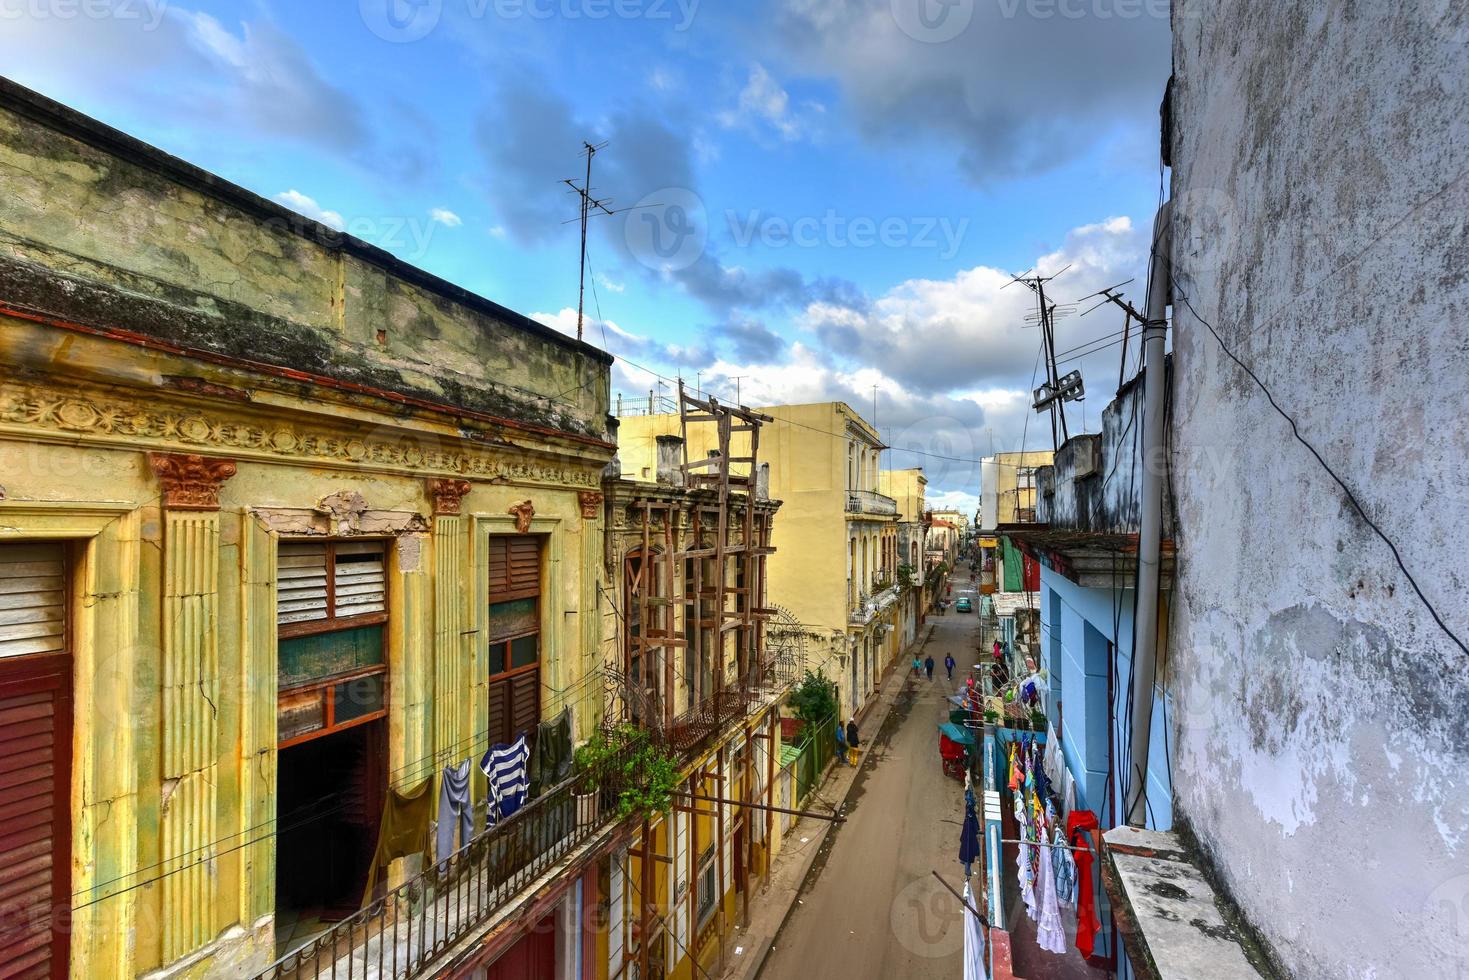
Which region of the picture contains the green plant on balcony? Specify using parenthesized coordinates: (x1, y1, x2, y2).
(897, 563, 915, 590)
(573, 724, 682, 819)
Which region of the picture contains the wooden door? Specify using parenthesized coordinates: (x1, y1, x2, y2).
(0, 544, 72, 980)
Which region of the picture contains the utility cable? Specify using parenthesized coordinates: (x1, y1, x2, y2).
(1169, 276, 1468, 658)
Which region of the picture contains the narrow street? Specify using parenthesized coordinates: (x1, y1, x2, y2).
(760, 567, 983, 980)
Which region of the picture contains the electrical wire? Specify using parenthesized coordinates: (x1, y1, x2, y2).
(1169, 276, 1468, 658)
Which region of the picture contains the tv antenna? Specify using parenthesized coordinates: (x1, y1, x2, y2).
(1007, 265, 1080, 450)
(562, 140, 614, 342)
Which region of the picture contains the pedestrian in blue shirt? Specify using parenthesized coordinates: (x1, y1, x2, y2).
(944, 654, 956, 680)
(835, 718, 847, 765)
(924, 655, 935, 681)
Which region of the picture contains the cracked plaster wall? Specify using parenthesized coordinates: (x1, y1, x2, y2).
(1169, 2, 1469, 977)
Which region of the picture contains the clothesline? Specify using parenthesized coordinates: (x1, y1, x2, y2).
(997, 837, 1091, 852)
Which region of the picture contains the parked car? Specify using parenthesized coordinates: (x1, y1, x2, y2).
(956, 597, 973, 613)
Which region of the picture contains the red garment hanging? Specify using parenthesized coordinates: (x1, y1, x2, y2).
(1066, 810, 1101, 960)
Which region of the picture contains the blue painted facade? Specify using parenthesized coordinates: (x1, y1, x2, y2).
(1038, 566, 1173, 972)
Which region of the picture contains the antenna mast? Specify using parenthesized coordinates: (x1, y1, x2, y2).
(563, 140, 614, 342)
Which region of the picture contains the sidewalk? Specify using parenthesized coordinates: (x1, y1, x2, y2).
(718, 625, 938, 980)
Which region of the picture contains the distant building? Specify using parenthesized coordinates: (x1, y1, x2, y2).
(878, 466, 930, 647)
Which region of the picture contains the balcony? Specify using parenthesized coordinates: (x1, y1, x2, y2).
(846, 489, 897, 517)
(256, 744, 638, 980)
(849, 582, 900, 627)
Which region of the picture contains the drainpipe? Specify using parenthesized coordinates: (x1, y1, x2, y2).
(1123, 200, 1171, 828)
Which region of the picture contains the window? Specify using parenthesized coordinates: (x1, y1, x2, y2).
(276, 541, 388, 747)
(695, 845, 718, 929)
(487, 535, 542, 746)
(625, 551, 664, 722)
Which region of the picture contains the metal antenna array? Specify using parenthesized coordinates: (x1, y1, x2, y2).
(562, 140, 614, 342)
(1008, 266, 1083, 450)
(1077, 278, 1144, 391)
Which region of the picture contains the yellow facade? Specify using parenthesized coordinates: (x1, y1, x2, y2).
(987, 450, 1055, 526)
(0, 81, 615, 979)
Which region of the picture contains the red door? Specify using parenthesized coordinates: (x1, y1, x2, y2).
(0, 544, 72, 980)
(483, 913, 556, 980)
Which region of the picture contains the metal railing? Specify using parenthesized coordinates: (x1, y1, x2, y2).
(256, 751, 633, 980)
(845, 490, 898, 516)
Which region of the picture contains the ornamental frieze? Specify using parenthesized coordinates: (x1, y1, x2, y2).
(0, 382, 604, 490)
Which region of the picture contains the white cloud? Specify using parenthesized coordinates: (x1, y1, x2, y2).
(429, 208, 463, 227)
(532, 308, 648, 348)
(274, 190, 345, 231)
(598, 274, 626, 294)
(488, 225, 508, 239)
(718, 63, 817, 142)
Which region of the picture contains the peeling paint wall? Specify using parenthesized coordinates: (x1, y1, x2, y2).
(1170, 2, 1469, 977)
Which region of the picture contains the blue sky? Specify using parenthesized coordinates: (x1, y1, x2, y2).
(0, 0, 1172, 512)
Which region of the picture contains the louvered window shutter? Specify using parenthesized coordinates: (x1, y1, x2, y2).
(0, 545, 66, 659)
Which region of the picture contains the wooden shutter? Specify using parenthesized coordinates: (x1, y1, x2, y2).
(0, 546, 65, 660)
(488, 536, 540, 601)
(333, 543, 386, 619)
(0, 544, 71, 980)
(277, 543, 329, 627)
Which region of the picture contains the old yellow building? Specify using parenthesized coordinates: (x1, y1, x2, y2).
(878, 466, 929, 648)
(618, 402, 900, 721)
(595, 398, 794, 979)
(0, 79, 616, 979)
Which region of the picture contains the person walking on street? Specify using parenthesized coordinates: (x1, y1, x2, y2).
(912, 655, 922, 677)
(945, 654, 956, 680)
(924, 655, 935, 681)
(845, 718, 860, 766)
(835, 718, 847, 765)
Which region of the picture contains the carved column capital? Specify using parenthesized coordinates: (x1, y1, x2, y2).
(147, 452, 237, 511)
(578, 490, 605, 520)
(427, 478, 472, 516)
(508, 499, 536, 533)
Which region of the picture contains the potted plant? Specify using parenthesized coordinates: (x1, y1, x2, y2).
(572, 731, 617, 828)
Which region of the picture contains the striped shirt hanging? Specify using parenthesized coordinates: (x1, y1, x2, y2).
(479, 734, 530, 828)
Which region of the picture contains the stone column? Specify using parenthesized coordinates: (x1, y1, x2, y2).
(429, 479, 472, 766)
(148, 452, 236, 963)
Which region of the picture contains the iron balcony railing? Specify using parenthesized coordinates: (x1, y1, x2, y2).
(255, 749, 635, 980)
(845, 490, 898, 516)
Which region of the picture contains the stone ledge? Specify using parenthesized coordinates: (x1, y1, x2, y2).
(1101, 826, 1271, 980)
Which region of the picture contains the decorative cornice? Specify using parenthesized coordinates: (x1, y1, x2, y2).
(508, 499, 536, 534)
(578, 490, 604, 520)
(0, 379, 604, 490)
(146, 451, 237, 511)
(428, 478, 472, 516)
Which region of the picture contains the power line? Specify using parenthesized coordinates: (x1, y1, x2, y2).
(1170, 275, 1468, 658)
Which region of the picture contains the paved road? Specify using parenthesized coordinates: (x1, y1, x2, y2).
(760, 573, 984, 980)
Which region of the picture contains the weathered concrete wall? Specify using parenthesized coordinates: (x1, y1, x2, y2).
(0, 79, 611, 440)
(1169, 2, 1469, 977)
(1036, 362, 1172, 535)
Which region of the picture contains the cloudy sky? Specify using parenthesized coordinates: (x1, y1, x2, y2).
(0, 0, 1172, 514)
